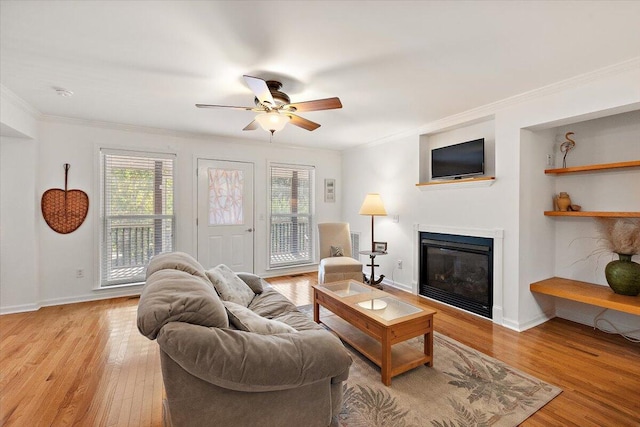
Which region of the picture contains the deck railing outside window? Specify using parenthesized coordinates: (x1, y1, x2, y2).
(105, 216, 173, 283)
(270, 216, 312, 266)
(108, 216, 306, 273)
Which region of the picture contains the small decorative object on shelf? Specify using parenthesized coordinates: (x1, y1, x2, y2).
(556, 192, 572, 211)
(560, 132, 576, 168)
(596, 218, 640, 296)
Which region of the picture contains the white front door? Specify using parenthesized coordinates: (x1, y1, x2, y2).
(197, 159, 254, 272)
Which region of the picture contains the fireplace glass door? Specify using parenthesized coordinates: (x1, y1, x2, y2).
(420, 233, 493, 318)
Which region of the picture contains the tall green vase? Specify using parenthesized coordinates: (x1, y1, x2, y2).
(604, 253, 640, 296)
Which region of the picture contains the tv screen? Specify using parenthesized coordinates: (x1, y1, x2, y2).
(431, 138, 484, 180)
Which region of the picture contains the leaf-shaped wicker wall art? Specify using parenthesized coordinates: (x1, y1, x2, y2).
(41, 163, 89, 234)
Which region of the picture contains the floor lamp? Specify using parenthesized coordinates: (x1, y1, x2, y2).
(359, 193, 387, 252)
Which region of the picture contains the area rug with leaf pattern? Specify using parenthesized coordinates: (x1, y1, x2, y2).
(297, 305, 561, 427)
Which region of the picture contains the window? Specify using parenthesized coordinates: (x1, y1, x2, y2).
(269, 163, 314, 268)
(100, 149, 175, 286)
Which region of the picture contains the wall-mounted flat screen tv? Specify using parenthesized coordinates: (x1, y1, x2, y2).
(431, 138, 484, 180)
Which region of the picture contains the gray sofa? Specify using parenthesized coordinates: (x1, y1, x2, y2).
(137, 252, 352, 427)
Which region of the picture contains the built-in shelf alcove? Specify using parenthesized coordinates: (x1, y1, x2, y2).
(523, 108, 640, 329)
(418, 116, 496, 185)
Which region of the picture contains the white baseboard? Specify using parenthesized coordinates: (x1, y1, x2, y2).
(0, 286, 143, 315)
(0, 302, 40, 315)
(261, 266, 318, 279)
(381, 278, 412, 292)
(40, 287, 143, 309)
(517, 310, 556, 332)
(500, 317, 522, 332)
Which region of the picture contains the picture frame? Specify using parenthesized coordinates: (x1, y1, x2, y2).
(373, 241, 387, 253)
(324, 178, 335, 203)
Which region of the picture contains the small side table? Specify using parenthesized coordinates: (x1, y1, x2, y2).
(359, 250, 387, 288)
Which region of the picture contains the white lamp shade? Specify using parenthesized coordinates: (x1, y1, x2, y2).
(255, 112, 290, 133)
(359, 193, 387, 216)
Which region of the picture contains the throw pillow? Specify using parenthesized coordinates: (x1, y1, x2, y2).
(330, 245, 344, 257)
(237, 272, 264, 294)
(223, 301, 297, 335)
(206, 264, 255, 307)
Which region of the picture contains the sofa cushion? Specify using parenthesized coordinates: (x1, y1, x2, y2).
(248, 288, 298, 318)
(273, 310, 324, 332)
(138, 269, 229, 339)
(223, 301, 297, 335)
(237, 272, 264, 294)
(320, 256, 363, 274)
(206, 264, 255, 307)
(146, 251, 208, 282)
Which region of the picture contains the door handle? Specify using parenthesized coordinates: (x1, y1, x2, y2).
(246, 228, 254, 232)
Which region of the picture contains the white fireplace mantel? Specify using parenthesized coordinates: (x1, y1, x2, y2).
(412, 224, 504, 325)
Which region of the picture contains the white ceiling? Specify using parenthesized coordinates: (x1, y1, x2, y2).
(1, 1, 639, 150)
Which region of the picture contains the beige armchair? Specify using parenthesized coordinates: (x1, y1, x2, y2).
(317, 222, 364, 284)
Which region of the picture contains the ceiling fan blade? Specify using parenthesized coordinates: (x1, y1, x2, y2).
(196, 104, 255, 111)
(243, 120, 259, 131)
(243, 75, 276, 107)
(287, 114, 321, 131)
(286, 97, 342, 112)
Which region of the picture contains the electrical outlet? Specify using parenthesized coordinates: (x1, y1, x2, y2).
(76, 269, 84, 278)
(396, 259, 403, 269)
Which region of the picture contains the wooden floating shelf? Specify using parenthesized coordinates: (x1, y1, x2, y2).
(544, 211, 640, 218)
(531, 277, 640, 315)
(416, 176, 495, 191)
(545, 160, 640, 175)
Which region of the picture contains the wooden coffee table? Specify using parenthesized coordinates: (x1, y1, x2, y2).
(313, 280, 436, 386)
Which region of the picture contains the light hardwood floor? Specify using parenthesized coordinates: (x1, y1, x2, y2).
(1, 273, 639, 426)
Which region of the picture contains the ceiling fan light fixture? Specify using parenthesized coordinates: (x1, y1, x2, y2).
(255, 111, 290, 134)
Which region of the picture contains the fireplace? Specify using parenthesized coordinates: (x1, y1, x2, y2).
(419, 232, 493, 319)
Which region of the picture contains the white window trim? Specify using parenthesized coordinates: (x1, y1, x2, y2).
(267, 162, 316, 269)
(98, 148, 177, 288)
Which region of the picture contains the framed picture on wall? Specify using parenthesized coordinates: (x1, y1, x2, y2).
(374, 241, 387, 253)
(324, 179, 335, 202)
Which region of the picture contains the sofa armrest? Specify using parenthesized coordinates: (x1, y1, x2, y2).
(157, 322, 352, 392)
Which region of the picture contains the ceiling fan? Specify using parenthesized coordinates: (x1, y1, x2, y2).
(196, 75, 342, 136)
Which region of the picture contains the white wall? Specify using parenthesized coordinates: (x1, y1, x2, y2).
(344, 115, 520, 326)
(517, 128, 556, 326)
(0, 85, 39, 139)
(1, 117, 343, 312)
(0, 89, 41, 313)
(343, 61, 640, 333)
(0, 136, 39, 312)
(342, 134, 420, 292)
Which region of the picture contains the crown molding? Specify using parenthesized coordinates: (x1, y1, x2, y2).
(349, 56, 640, 151)
(0, 84, 42, 118)
(40, 114, 343, 153)
(40, 113, 212, 139)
